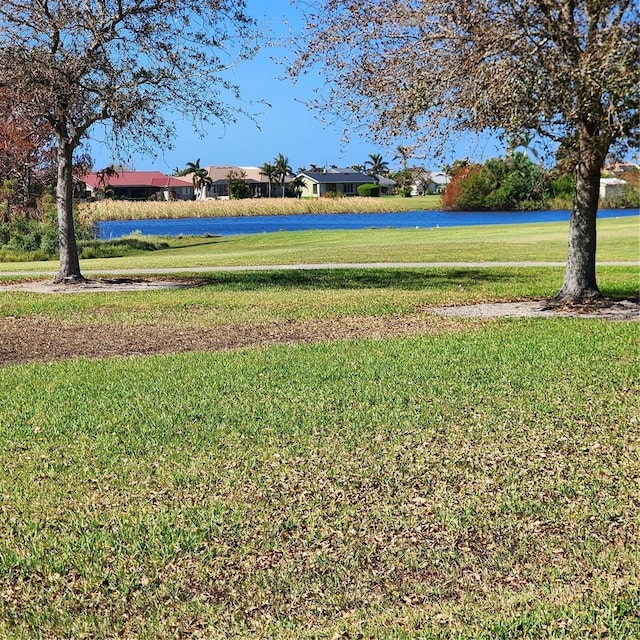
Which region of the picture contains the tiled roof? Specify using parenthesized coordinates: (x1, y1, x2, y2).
(205, 166, 292, 184)
(83, 171, 192, 189)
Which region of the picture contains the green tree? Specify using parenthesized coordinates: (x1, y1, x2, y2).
(0, 0, 256, 282)
(287, 175, 306, 198)
(185, 159, 212, 201)
(364, 153, 389, 181)
(227, 168, 249, 199)
(293, 0, 639, 302)
(273, 153, 292, 198)
(259, 161, 276, 198)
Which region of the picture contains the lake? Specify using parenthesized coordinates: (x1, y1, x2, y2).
(97, 208, 638, 240)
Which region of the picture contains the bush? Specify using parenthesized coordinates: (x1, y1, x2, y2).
(0, 199, 97, 260)
(0, 221, 9, 245)
(441, 165, 483, 210)
(357, 183, 380, 197)
(442, 153, 550, 210)
(78, 237, 170, 259)
(40, 226, 60, 255)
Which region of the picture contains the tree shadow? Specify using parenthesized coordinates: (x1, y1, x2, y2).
(193, 268, 514, 291)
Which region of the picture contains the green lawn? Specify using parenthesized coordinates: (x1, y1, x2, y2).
(0, 219, 639, 638)
(1, 322, 638, 638)
(0, 216, 637, 274)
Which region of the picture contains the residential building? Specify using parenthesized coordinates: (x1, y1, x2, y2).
(198, 166, 292, 199)
(82, 171, 193, 200)
(297, 168, 375, 197)
(599, 177, 627, 201)
(411, 170, 449, 196)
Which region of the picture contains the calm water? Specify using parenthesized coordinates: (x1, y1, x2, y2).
(97, 208, 637, 240)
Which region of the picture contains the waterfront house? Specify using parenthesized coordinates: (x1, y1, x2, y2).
(82, 171, 194, 200)
(297, 168, 375, 197)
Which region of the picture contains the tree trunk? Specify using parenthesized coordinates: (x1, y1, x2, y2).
(54, 141, 84, 283)
(554, 145, 604, 303)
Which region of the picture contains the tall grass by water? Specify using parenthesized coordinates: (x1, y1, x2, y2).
(79, 195, 443, 221)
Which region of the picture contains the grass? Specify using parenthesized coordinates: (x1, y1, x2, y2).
(0, 216, 637, 275)
(1, 322, 638, 638)
(79, 194, 444, 221)
(0, 218, 638, 638)
(0, 266, 638, 327)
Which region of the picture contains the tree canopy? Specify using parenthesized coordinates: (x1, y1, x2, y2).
(293, 0, 639, 300)
(0, 0, 257, 281)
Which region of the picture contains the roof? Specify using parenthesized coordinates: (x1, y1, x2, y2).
(83, 171, 192, 189)
(430, 172, 450, 185)
(376, 175, 397, 187)
(299, 170, 373, 184)
(204, 165, 290, 184)
(204, 166, 244, 183)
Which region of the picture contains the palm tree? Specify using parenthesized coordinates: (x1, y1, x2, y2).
(364, 153, 389, 182)
(259, 161, 276, 198)
(185, 158, 212, 200)
(95, 164, 120, 189)
(506, 131, 539, 160)
(393, 146, 412, 172)
(273, 153, 292, 198)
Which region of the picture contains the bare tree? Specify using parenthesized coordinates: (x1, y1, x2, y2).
(293, 0, 639, 302)
(0, 0, 257, 282)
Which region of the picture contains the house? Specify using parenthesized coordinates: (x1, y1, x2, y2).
(82, 171, 193, 200)
(375, 174, 397, 194)
(297, 168, 375, 197)
(199, 166, 293, 199)
(604, 162, 639, 176)
(599, 177, 627, 201)
(411, 170, 449, 196)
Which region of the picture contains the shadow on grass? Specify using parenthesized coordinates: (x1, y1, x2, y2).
(194, 267, 525, 291)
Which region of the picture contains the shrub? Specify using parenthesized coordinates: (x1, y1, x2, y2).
(357, 183, 380, 197)
(40, 226, 60, 255)
(441, 165, 483, 210)
(0, 221, 9, 245)
(78, 237, 170, 259)
(442, 154, 550, 210)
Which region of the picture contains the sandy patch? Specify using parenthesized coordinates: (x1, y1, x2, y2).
(1, 277, 193, 293)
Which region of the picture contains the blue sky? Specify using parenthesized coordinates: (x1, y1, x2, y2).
(87, 0, 505, 174)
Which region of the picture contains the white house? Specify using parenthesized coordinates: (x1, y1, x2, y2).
(599, 177, 627, 201)
(411, 170, 450, 196)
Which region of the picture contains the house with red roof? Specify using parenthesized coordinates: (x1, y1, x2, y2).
(81, 171, 194, 201)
